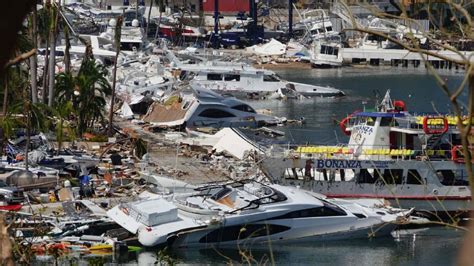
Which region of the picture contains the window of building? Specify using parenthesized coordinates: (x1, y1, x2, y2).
(198, 109, 236, 118)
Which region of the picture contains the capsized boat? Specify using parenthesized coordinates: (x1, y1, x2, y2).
(107, 179, 410, 248)
(261, 90, 472, 218)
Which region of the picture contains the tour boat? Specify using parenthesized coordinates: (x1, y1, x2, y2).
(261, 90, 472, 218)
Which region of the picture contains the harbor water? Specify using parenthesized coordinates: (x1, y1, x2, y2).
(251, 67, 468, 145)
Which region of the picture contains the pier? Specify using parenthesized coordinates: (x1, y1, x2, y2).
(342, 48, 474, 68)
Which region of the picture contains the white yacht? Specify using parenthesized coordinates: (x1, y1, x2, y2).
(167, 51, 344, 98)
(290, 9, 339, 41)
(142, 85, 283, 128)
(310, 38, 343, 68)
(107, 180, 409, 248)
(261, 91, 472, 218)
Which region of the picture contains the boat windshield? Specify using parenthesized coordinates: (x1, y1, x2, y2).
(263, 74, 280, 82)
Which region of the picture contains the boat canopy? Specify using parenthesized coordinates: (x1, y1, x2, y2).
(354, 112, 406, 118)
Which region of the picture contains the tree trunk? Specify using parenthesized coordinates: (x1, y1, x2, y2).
(154, 3, 163, 41)
(136, 0, 139, 20)
(108, 17, 122, 137)
(145, 0, 153, 36)
(42, 37, 49, 104)
(30, 7, 38, 104)
(57, 118, 63, 156)
(25, 105, 30, 171)
(0, 214, 14, 266)
(64, 27, 71, 73)
(47, 10, 57, 107)
(2, 75, 8, 116)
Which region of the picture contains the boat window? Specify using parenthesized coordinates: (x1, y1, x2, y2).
(199, 224, 291, 243)
(383, 169, 403, 184)
(272, 205, 347, 220)
(333, 47, 339, 56)
(224, 74, 240, 81)
(366, 117, 376, 126)
(326, 26, 333, 32)
(232, 104, 256, 113)
(263, 74, 280, 82)
(380, 117, 397, 127)
(207, 73, 223, 81)
(327, 46, 334, 55)
(406, 169, 423, 184)
(437, 170, 469, 186)
(210, 187, 233, 201)
(320, 45, 327, 54)
(356, 169, 376, 183)
(198, 109, 236, 118)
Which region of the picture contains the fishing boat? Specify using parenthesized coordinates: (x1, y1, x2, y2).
(107, 179, 410, 248)
(261, 90, 472, 219)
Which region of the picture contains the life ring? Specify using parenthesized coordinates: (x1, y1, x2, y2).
(340, 115, 352, 136)
(423, 116, 448, 134)
(451, 145, 473, 164)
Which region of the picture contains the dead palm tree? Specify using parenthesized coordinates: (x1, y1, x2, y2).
(108, 16, 123, 136)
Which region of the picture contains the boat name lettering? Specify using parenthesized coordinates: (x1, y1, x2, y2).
(354, 126, 373, 135)
(316, 160, 361, 169)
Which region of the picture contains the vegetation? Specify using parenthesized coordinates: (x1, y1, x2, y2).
(55, 57, 112, 137)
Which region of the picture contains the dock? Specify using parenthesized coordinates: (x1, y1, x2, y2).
(342, 48, 474, 69)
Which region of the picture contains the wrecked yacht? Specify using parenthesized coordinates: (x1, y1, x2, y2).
(166, 51, 345, 98)
(108, 179, 409, 248)
(142, 85, 282, 128)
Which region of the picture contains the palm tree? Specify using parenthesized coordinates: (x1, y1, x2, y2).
(55, 57, 111, 137)
(53, 101, 74, 155)
(37, 2, 52, 104)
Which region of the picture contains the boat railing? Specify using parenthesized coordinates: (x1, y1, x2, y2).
(265, 143, 454, 162)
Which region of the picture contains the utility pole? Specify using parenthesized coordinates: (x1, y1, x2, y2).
(288, 0, 293, 39)
(213, 0, 219, 49)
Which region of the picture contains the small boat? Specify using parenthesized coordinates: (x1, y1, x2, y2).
(108, 179, 410, 248)
(310, 38, 343, 68)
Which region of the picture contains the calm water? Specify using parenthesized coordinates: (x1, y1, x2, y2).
(250, 67, 468, 145)
(43, 227, 464, 265)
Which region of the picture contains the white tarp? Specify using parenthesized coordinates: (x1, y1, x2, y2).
(213, 128, 262, 160)
(27, 150, 47, 166)
(120, 102, 134, 119)
(246, 38, 286, 56)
